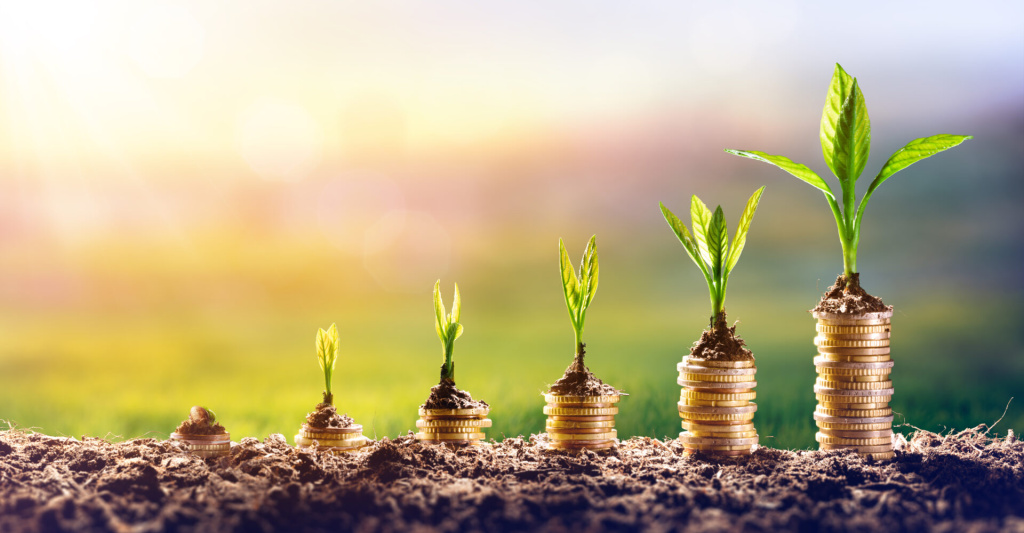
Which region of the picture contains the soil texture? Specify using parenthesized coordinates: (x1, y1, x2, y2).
(689, 311, 753, 362)
(421, 379, 489, 410)
(813, 273, 891, 315)
(548, 347, 621, 397)
(305, 403, 354, 429)
(0, 425, 1021, 532)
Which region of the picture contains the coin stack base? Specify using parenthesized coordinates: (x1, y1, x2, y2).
(813, 310, 895, 460)
(170, 432, 231, 458)
(677, 356, 758, 457)
(295, 424, 369, 454)
(415, 407, 491, 446)
(543, 393, 620, 453)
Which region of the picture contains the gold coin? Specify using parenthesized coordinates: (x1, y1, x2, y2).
(679, 372, 756, 383)
(820, 443, 893, 453)
(545, 427, 615, 435)
(183, 443, 231, 451)
(682, 421, 755, 433)
(816, 323, 890, 334)
(814, 310, 892, 324)
(683, 357, 755, 369)
(815, 406, 892, 418)
(679, 433, 758, 446)
(682, 430, 758, 439)
(817, 354, 892, 363)
(815, 345, 891, 356)
(681, 390, 757, 401)
(416, 418, 492, 429)
(815, 378, 893, 390)
(547, 419, 616, 429)
(816, 421, 891, 431)
(544, 394, 620, 404)
(678, 363, 757, 376)
(419, 407, 489, 417)
(295, 435, 367, 447)
(814, 337, 890, 348)
(864, 451, 896, 461)
(547, 440, 615, 451)
(816, 374, 889, 383)
(683, 400, 752, 407)
(415, 431, 486, 441)
(819, 402, 891, 411)
(549, 415, 616, 422)
(171, 432, 231, 442)
(818, 429, 892, 439)
(678, 379, 758, 390)
(816, 432, 891, 446)
(547, 430, 616, 441)
(543, 406, 618, 416)
(681, 443, 754, 452)
(816, 391, 893, 401)
(679, 411, 756, 422)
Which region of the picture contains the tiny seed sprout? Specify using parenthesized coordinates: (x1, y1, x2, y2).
(434, 280, 464, 384)
(189, 405, 216, 424)
(316, 323, 340, 405)
(559, 235, 598, 363)
(660, 187, 764, 329)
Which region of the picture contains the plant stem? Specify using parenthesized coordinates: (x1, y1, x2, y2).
(841, 238, 857, 279)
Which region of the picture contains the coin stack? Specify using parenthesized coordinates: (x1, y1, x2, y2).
(812, 309, 895, 460)
(543, 393, 620, 452)
(170, 432, 231, 459)
(415, 407, 492, 445)
(294, 424, 370, 454)
(676, 356, 759, 456)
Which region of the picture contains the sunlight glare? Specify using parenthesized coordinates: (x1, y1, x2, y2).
(237, 98, 323, 182)
(127, 3, 205, 79)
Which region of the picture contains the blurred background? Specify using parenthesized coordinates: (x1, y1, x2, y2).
(1, 0, 1021, 449)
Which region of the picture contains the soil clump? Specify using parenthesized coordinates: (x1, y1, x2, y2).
(421, 379, 488, 410)
(548, 346, 620, 396)
(813, 273, 891, 314)
(0, 425, 1021, 532)
(305, 403, 354, 429)
(689, 311, 753, 362)
(173, 407, 225, 436)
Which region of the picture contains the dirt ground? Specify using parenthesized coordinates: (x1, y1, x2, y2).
(1, 425, 1021, 532)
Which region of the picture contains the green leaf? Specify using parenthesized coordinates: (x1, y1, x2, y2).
(448, 322, 463, 342)
(451, 283, 461, 325)
(820, 63, 855, 178)
(433, 280, 446, 342)
(869, 134, 973, 194)
(558, 239, 580, 315)
(581, 235, 599, 309)
(659, 203, 702, 265)
(832, 78, 871, 183)
(690, 195, 713, 266)
(724, 150, 836, 200)
(325, 323, 339, 369)
(726, 186, 765, 273)
(707, 206, 728, 279)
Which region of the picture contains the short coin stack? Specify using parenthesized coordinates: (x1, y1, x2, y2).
(415, 407, 492, 446)
(170, 432, 231, 459)
(543, 393, 620, 452)
(294, 424, 370, 454)
(677, 356, 759, 456)
(812, 309, 895, 460)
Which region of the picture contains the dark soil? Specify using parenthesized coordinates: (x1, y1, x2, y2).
(548, 346, 621, 396)
(1, 425, 1021, 532)
(174, 407, 226, 435)
(305, 403, 354, 429)
(813, 273, 892, 314)
(421, 379, 489, 410)
(689, 311, 753, 362)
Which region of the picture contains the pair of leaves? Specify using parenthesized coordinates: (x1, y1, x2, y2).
(433, 280, 464, 356)
(660, 187, 764, 315)
(316, 323, 339, 393)
(559, 235, 599, 338)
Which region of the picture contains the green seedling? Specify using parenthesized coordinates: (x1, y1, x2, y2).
(315, 323, 339, 405)
(434, 280, 464, 384)
(726, 63, 971, 285)
(660, 187, 765, 328)
(559, 235, 598, 368)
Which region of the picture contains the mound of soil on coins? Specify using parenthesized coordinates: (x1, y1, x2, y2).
(305, 403, 354, 429)
(689, 312, 753, 362)
(548, 347, 621, 397)
(421, 379, 489, 410)
(813, 273, 891, 314)
(173, 419, 226, 436)
(0, 425, 1021, 532)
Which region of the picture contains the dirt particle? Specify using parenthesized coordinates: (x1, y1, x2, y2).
(813, 273, 891, 314)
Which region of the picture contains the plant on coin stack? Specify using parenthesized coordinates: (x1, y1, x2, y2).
(661, 187, 764, 457)
(414, 281, 491, 446)
(170, 406, 231, 458)
(294, 324, 369, 453)
(543, 236, 623, 452)
(726, 63, 972, 460)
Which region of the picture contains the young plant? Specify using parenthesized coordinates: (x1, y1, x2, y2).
(661, 188, 764, 329)
(315, 323, 339, 405)
(559, 235, 598, 368)
(434, 280, 464, 384)
(726, 64, 971, 286)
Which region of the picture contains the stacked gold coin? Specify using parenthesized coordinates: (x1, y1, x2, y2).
(415, 407, 492, 445)
(812, 310, 895, 460)
(543, 393, 620, 452)
(294, 424, 369, 454)
(170, 432, 231, 458)
(676, 356, 758, 456)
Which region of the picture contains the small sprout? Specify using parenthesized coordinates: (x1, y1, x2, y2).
(559, 235, 599, 362)
(316, 323, 340, 405)
(726, 63, 971, 285)
(661, 187, 765, 328)
(189, 406, 215, 425)
(434, 280, 464, 384)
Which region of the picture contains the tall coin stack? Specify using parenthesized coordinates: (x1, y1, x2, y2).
(415, 407, 492, 446)
(812, 309, 895, 460)
(295, 424, 369, 454)
(171, 432, 231, 459)
(543, 393, 620, 452)
(676, 356, 759, 456)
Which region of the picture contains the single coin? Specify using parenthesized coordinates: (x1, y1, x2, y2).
(682, 421, 756, 432)
(681, 390, 757, 401)
(544, 394, 620, 404)
(170, 432, 231, 442)
(818, 402, 892, 411)
(816, 323, 891, 334)
(815, 345, 891, 356)
(683, 357, 755, 369)
(544, 406, 618, 416)
(815, 406, 892, 418)
(182, 443, 231, 451)
(416, 418, 492, 429)
(677, 402, 757, 415)
(814, 385, 894, 397)
(298, 428, 367, 439)
(677, 363, 757, 375)
(817, 354, 892, 363)
(813, 309, 893, 323)
(683, 400, 752, 408)
(819, 443, 893, 453)
(547, 419, 616, 429)
(679, 411, 756, 422)
(813, 412, 894, 425)
(816, 374, 890, 383)
(680, 443, 754, 452)
(818, 429, 892, 439)
(295, 435, 368, 447)
(545, 427, 614, 435)
(300, 424, 364, 435)
(415, 431, 486, 441)
(548, 430, 617, 441)
(816, 432, 891, 446)
(815, 421, 892, 431)
(677, 379, 758, 390)
(686, 430, 758, 439)
(679, 372, 756, 383)
(814, 337, 890, 348)
(864, 451, 896, 461)
(679, 433, 758, 446)
(812, 356, 894, 370)
(419, 407, 490, 417)
(549, 415, 616, 423)
(815, 379, 893, 390)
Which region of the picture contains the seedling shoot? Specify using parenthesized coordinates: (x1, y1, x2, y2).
(434, 280, 464, 384)
(316, 323, 339, 405)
